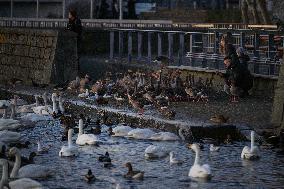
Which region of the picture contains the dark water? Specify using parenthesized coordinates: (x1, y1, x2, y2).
(3, 120, 284, 189)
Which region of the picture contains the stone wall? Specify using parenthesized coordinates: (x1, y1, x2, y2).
(0, 28, 78, 85)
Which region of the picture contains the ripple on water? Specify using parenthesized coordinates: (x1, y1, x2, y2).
(2, 120, 283, 189)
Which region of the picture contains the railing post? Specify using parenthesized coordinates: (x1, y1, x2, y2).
(36, 0, 39, 18)
(179, 33, 185, 66)
(158, 32, 162, 57)
(168, 33, 173, 64)
(119, 31, 124, 59)
(90, 0, 93, 19)
(240, 32, 246, 48)
(213, 32, 220, 69)
(137, 32, 142, 61)
(110, 31, 114, 60)
(148, 32, 152, 64)
(253, 33, 260, 59)
(10, 0, 13, 18)
(128, 32, 133, 63)
(189, 33, 196, 67)
(268, 34, 275, 75)
(62, 0, 65, 19)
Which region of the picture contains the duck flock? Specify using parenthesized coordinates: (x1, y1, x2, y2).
(0, 85, 262, 189)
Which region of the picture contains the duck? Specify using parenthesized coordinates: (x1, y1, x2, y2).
(210, 114, 229, 125)
(84, 169, 95, 183)
(0, 159, 44, 189)
(144, 145, 169, 159)
(78, 89, 89, 98)
(150, 131, 180, 141)
(37, 141, 50, 154)
(169, 151, 183, 164)
(76, 119, 99, 145)
(224, 134, 233, 144)
(9, 147, 52, 179)
(124, 162, 144, 180)
(188, 144, 211, 179)
(98, 152, 111, 163)
(241, 131, 260, 160)
(112, 125, 133, 137)
(59, 129, 79, 157)
(0, 130, 21, 144)
(209, 144, 220, 152)
(8, 151, 37, 166)
(127, 128, 155, 140)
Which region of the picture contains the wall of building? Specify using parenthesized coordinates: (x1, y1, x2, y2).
(0, 28, 78, 85)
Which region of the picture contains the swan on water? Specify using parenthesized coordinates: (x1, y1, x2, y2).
(9, 147, 53, 179)
(144, 145, 169, 159)
(112, 125, 133, 137)
(169, 151, 183, 164)
(150, 131, 180, 141)
(127, 128, 155, 140)
(0, 130, 21, 144)
(241, 131, 260, 160)
(188, 144, 211, 179)
(76, 119, 99, 145)
(59, 129, 78, 157)
(0, 159, 44, 189)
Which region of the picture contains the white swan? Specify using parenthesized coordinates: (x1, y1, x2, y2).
(127, 128, 155, 140)
(51, 93, 58, 114)
(241, 131, 260, 160)
(76, 119, 98, 145)
(188, 144, 211, 179)
(9, 147, 52, 179)
(112, 125, 133, 137)
(0, 130, 21, 144)
(78, 89, 89, 98)
(210, 144, 220, 152)
(169, 151, 183, 164)
(58, 95, 65, 113)
(150, 132, 180, 141)
(17, 95, 39, 113)
(0, 159, 44, 189)
(144, 145, 169, 159)
(59, 129, 78, 157)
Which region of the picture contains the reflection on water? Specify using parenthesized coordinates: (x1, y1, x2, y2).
(1, 120, 284, 189)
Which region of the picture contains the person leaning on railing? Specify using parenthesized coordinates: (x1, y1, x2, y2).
(67, 9, 82, 75)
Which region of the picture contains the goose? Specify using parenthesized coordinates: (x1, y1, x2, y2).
(9, 147, 52, 179)
(150, 131, 180, 141)
(0, 130, 21, 144)
(76, 119, 99, 145)
(241, 131, 260, 160)
(84, 169, 95, 183)
(169, 151, 183, 164)
(188, 144, 211, 179)
(59, 129, 78, 157)
(112, 125, 133, 137)
(127, 128, 155, 140)
(0, 159, 44, 189)
(78, 89, 89, 98)
(209, 144, 220, 152)
(124, 162, 144, 180)
(144, 145, 169, 159)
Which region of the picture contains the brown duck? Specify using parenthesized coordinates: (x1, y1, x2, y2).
(124, 162, 144, 180)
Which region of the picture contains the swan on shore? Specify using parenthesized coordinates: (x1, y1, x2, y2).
(0, 159, 44, 189)
(127, 128, 155, 140)
(112, 125, 133, 137)
(0, 130, 21, 144)
(59, 129, 78, 157)
(188, 144, 211, 179)
(144, 145, 169, 159)
(9, 147, 53, 179)
(241, 131, 260, 160)
(76, 119, 98, 145)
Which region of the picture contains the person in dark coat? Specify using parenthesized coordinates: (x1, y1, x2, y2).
(220, 33, 239, 66)
(67, 9, 82, 74)
(236, 47, 250, 69)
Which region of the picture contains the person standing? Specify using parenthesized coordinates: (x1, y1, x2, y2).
(67, 9, 82, 75)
